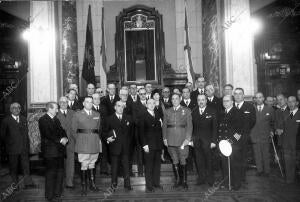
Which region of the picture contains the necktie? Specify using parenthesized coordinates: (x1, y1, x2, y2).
(281, 108, 285, 112)
(290, 112, 293, 119)
(16, 116, 19, 123)
(63, 111, 66, 117)
(96, 106, 99, 111)
(200, 109, 203, 115)
(236, 103, 240, 109)
(70, 101, 73, 108)
(164, 99, 167, 103)
(174, 107, 177, 111)
(185, 100, 189, 106)
(110, 96, 113, 103)
(119, 115, 122, 121)
(133, 96, 136, 102)
(258, 106, 261, 112)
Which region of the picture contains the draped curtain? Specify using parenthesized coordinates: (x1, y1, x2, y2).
(126, 30, 155, 81)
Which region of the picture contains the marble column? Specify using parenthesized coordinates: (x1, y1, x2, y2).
(223, 0, 257, 96)
(61, 1, 79, 94)
(28, 1, 57, 107)
(202, 0, 222, 95)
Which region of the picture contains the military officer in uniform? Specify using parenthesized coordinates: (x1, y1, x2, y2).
(163, 93, 192, 189)
(218, 95, 243, 190)
(72, 96, 102, 195)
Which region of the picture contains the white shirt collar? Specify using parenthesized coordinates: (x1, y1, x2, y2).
(236, 101, 244, 108)
(199, 106, 206, 113)
(115, 113, 122, 118)
(174, 105, 180, 111)
(198, 88, 205, 93)
(93, 104, 99, 109)
(164, 98, 169, 102)
(281, 105, 287, 111)
(184, 98, 191, 102)
(60, 109, 67, 113)
(147, 109, 155, 115)
(84, 108, 92, 115)
(47, 112, 55, 119)
(291, 108, 298, 115)
(257, 104, 264, 109)
(208, 96, 214, 101)
(11, 114, 19, 120)
(226, 106, 233, 113)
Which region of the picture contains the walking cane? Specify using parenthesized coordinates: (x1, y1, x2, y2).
(270, 134, 284, 177)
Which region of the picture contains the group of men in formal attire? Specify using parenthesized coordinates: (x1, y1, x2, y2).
(1, 77, 300, 202)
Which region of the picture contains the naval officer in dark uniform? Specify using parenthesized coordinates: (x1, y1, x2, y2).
(218, 95, 243, 190)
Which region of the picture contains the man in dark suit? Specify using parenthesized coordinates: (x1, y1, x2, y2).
(78, 83, 95, 104)
(39, 102, 68, 202)
(104, 101, 133, 191)
(279, 96, 300, 184)
(131, 88, 148, 176)
(192, 94, 217, 186)
(0, 102, 35, 189)
(233, 88, 256, 183)
(57, 96, 76, 189)
(191, 76, 206, 103)
(139, 99, 163, 192)
(180, 87, 197, 173)
(206, 84, 222, 115)
(102, 83, 120, 116)
(218, 95, 243, 190)
(119, 88, 133, 116)
(92, 93, 109, 176)
(181, 87, 197, 110)
(128, 84, 140, 105)
(161, 87, 172, 109)
(67, 89, 82, 111)
(250, 92, 274, 177)
(145, 83, 153, 100)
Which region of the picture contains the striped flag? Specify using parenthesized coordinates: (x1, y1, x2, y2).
(82, 5, 96, 85)
(184, 0, 196, 84)
(100, 6, 107, 90)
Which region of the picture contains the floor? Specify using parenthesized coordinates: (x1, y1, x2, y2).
(0, 164, 300, 202)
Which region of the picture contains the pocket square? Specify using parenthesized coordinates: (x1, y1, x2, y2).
(296, 120, 300, 123)
(93, 117, 99, 119)
(206, 116, 212, 118)
(266, 113, 270, 116)
(244, 111, 250, 114)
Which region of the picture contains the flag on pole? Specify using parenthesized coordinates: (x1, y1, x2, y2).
(184, 0, 196, 84)
(82, 5, 96, 86)
(100, 6, 107, 89)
